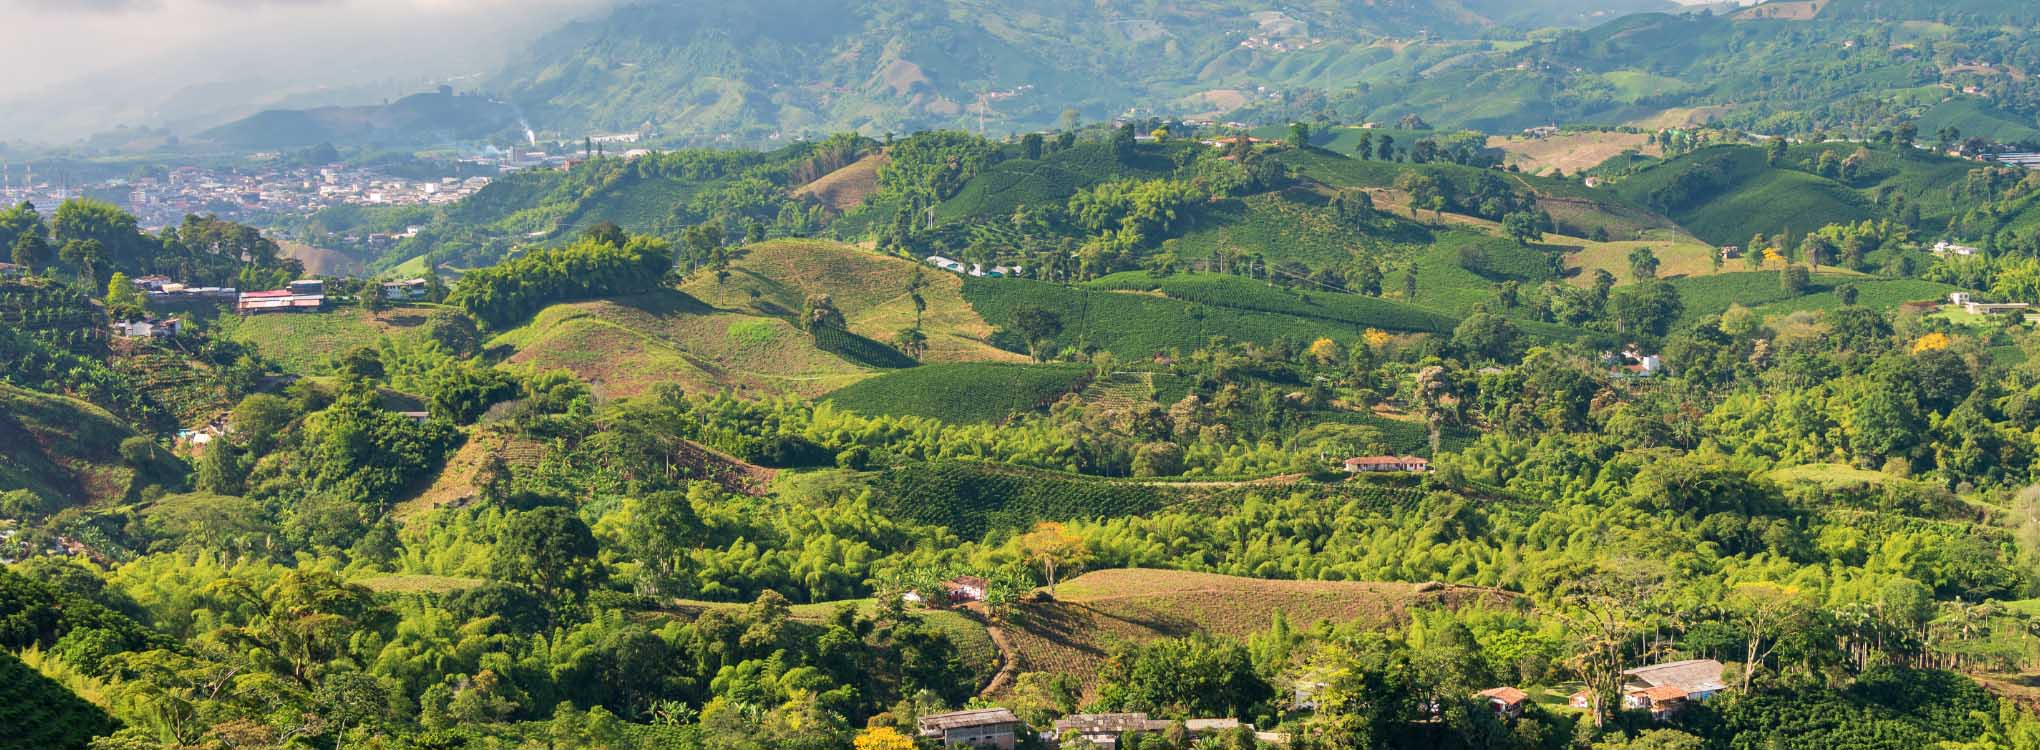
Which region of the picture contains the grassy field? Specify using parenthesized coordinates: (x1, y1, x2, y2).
(1560, 230, 1725, 285)
(0, 383, 144, 510)
(824, 363, 1089, 424)
(353, 575, 487, 594)
(226, 307, 436, 375)
(936, 142, 1183, 224)
(1488, 131, 1657, 175)
(1767, 463, 1897, 489)
(490, 290, 879, 400)
(1668, 272, 1954, 324)
(1002, 568, 1516, 698)
(792, 153, 887, 212)
(683, 240, 1024, 365)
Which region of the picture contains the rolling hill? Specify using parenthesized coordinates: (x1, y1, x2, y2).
(487, 289, 883, 400)
(200, 89, 521, 150)
(0, 383, 156, 510)
(486, 0, 1679, 141)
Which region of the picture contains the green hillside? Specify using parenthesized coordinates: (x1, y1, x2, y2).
(1612, 145, 1875, 245)
(824, 363, 1090, 424)
(0, 651, 117, 750)
(1668, 271, 1955, 323)
(0, 383, 156, 510)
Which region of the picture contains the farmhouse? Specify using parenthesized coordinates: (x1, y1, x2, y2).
(1343, 456, 1431, 473)
(1573, 659, 1726, 720)
(381, 278, 430, 301)
(111, 317, 183, 339)
(238, 281, 327, 314)
(1477, 687, 1529, 720)
(944, 575, 989, 603)
(919, 708, 1021, 749)
(1933, 241, 1981, 257)
(926, 255, 968, 273)
(1948, 292, 2032, 316)
(1050, 713, 1244, 749)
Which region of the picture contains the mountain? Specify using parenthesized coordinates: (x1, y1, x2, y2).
(489, 0, 1675, 141)
(198, 89, 523, 150)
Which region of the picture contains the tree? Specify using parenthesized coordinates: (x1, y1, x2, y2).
(1403, 269, 1419, 301)
(1289, 121, 1312, 149)
(1022, 132, 1045, 161)
(360, 280, 387, 311)
(1452, 313, 1522, 363)
(1502, 212, 1544, 245)
(492, 505, 601, 607)
(1112, 123, 1138, 163)
(1010, 305, 1064, 361)
(1018, 521, 1089, 593)
(104, 272, 145, 319)
(10, 232, 48, 273)
(1766, 137, 1788, 166)
(1838, 284, 1860, 306)
(1725, 583, 1812, 691)
(895, 327, 928, 360)
(1627, 247, 1660, 281)
(802, 294, 846, 331)
(854, 726, 917, 750)
(1781, 265, 1811, 294)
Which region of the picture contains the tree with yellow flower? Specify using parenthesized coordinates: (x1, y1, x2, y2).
(1913, 332, 1952, 353)
(854, 726, 917, 750)
(1308, 337, 1343, 365)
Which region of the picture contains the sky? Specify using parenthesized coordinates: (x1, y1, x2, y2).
(0, 0, 616, 141)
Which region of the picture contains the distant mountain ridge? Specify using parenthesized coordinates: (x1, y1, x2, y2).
(486, 0, 1677, 140)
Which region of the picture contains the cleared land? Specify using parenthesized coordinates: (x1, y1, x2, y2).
(228, 307, 435, 375)
(1001, 569, 1518, 698)
(792, 153, 889, 212)
(1489, 132, 1658, 176)
(278, 240, 367, 276)
(1561, 230, 1727, 285)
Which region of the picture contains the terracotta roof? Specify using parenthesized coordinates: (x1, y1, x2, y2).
(1641, 685, 1689, 702)
(1478, 687, 1529, 705)
(920, 708, 1019, 733)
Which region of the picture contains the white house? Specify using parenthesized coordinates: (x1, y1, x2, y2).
(111, 318, 182, 339)
(1934, 241, 1981, 257)
(381, 278, 430, 301)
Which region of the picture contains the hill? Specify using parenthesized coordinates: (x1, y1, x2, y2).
(1610, 144, 1876, 245)
(1667, 271, 1955, 324)
(1001, 568, 1518, 698)
(488, 0, 1678, 141)
(488, 289, 886, 400)
(824, 363, 1090, 424)
(225, 307, 437, 376)
(0, 651, 118, 750)
(0, 383, 156, 511)
(199, 89, 520, 150)
(681, 239, 1024, 364)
